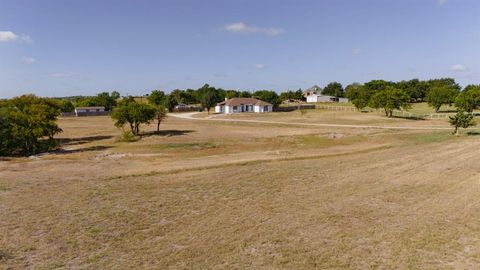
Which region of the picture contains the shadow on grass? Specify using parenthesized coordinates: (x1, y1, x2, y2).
(390, 115, 426, 121)
(56, 135, 114, 146)
(141, 130, 195, 137)
(467, 131, 480, 136)
(54, 145, 113, 154)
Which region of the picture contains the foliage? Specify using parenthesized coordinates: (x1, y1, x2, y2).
(369, 86, 411, 117)
(279, 89, 304, 102)
(74, 91, 118, 111)
(153, 105, 167, 133)
(253, 90, 280, 108)
(449, 110, 476, 135)
(163, 95, 178, 112)
(147, 90, 166, 106)
(111, 101, 156, 135)
(454, 85, 480, 112)
(345, 83, 370, 110)
(200, 84, 222, 114)
(425, 85, 459, 112)
(117, 130, 138, 142)
(0, 95, 62, 156)
(60, 100, 75, 112)
(321, 82, 344, 97)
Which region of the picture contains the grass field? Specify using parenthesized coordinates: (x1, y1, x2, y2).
(1, 110, 479, 269)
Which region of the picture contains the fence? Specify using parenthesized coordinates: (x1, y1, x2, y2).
(316, 104, 458, 120)
(276, 104, 316, 112)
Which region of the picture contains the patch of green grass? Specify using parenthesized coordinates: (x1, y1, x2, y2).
(414, 132, 452, 143)
(155, 142, 218, 150)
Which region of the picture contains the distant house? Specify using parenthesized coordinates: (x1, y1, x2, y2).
(215, 97, 273, 114)
(303, 85, 322, 99)
(306, 95, 349, 103)
(175, 103, 188, 109)
(74, 106, 106, 117)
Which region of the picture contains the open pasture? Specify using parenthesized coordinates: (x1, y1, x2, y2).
(1, 110, 479, 269)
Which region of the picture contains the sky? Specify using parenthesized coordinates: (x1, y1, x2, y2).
(0, 0, 479, 98)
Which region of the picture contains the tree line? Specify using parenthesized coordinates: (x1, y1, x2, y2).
(344, 78, 480, 115)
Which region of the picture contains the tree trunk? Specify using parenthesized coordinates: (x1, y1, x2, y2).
(157, 119, 161, 133)
(454, 126, 459, 136)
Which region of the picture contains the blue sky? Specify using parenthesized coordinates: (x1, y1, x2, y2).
(0, 0, 479, 98)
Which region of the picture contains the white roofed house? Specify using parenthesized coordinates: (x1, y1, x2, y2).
(215, 97, 273, 114)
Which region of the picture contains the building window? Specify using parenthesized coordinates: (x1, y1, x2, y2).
(233, 106, 237, 110)
(264, 106, 268, 111)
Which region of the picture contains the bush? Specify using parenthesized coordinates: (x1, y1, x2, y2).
(117, 131, 138, 142)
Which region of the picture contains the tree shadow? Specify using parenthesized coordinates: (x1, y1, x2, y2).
(141, 130, 195, 137)
(390, 115, 426, 121)
(54, 145, 113, 154)
(56, 135, 114, 146)
(467, 131, 480, 136)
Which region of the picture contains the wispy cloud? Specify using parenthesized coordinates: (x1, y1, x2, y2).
(352, 48, 361, 55)
(223, 22, 284, 37)
(50, 72, 77, 77)
(254, 63, 265, 69)
(451, 64, 467, 72)
(21, 57, 36, 64)
(0, 31, 33, 43)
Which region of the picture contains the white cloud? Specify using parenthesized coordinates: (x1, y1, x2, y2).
(50, 72, 77, 77)
(0, 31, 33, 43)
(21, 57, 36, 64)
(254, 63, 265, 69)
(451, 64, 467, 72)
(223, 22, 284, 37)
(352, 48, 361, 55)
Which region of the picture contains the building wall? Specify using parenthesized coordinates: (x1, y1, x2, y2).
(217, 104, 271, 113)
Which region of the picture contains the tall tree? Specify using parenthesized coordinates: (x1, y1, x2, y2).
(322, 82, 344, 97)
(201, 88, 221, 114)
(455, 85, 480, 113)
(147, 90, 166, 106)
(0, 95, 62, 156)
(345, 83, 370, 110)
(253, 90, 280, 108)
(369, 86, 410, 117)
(153, 105, 167, 133)
(425, 85, 459, 112)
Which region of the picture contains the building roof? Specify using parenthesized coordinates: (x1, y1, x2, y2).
(217, 97, 272, 107)
(75, 106, 105, 110)
(304, 85, 322, 93)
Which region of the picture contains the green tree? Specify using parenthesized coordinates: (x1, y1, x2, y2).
(454, 85, 480, 113)
(111, 91, 121, 100)
(201, 87, 221, 114)
(363, 80, 394, 93)
(449, 110, 476, 135)
(95, 92, 117, 111)
(163, 95, 178, 112)
(153, 105, 167, 133)
(111, 102, 156, 135)
(345, 83, 369, 110)
(425, 85, 459, 112)
(369, 86, 411, 117)
(0, 95, 62, 156)
(60, 100, 75, 112)
(225, 90, 239, 99)
(147, 90, 166, 106)
(253, 90, 280, 108)
(239, 91, 252, 98)
(322, 82, 344, 97)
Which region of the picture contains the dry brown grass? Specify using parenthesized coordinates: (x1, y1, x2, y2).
(1, 112, 479, 269)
